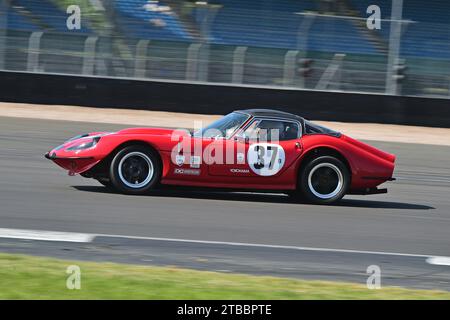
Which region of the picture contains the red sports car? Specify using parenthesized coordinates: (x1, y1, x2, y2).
(45, 109, 396, 204)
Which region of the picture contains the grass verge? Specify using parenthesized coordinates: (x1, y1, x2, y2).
(0, 253, 448, 299)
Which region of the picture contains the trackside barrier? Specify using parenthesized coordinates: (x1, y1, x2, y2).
(0, 70, 449, 128)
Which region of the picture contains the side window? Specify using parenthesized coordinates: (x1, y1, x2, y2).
(283, 121, 300, 140)
(243, 120, 299, 142)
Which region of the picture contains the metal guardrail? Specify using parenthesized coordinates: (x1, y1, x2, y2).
(0, 27, 449, 99)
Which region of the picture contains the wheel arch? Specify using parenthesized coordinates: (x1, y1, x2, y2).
(86, 140, 163, 178)
(109, 140, 162, 165)
(296, 146, 352, 187)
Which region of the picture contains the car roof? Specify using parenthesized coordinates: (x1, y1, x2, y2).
(237, 109, 304, 122)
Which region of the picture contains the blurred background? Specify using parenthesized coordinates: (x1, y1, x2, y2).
(1, 1, 450, 298)
(0, 0, 449, 98)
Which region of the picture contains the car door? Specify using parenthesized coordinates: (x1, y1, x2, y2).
(208, 118, 303, 182)
(166, 133, 214, 181)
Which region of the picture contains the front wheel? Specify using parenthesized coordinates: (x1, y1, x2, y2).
(299, 156, 349, 205)
(109, 145, 161, 195)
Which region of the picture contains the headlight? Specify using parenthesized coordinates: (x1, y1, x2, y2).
(66, 137, 100, 151)
(65, 134, 89, 143)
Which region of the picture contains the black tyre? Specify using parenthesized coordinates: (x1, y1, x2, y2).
(109, 145, 161, 195)
(299, 156, 349, 204)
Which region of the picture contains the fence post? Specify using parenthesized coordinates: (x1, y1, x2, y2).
(316, 53, 346, 90)
(27, 32, 43, 72)
(296, 14, 315, 88)
(186, 43, 202, 81)
(385, 0, 403, 95)
(231, 46, 247, 84)
(197, 44, 210, 82)
(134, 39, 150, 78)
(0, 0, 8, 70)
(283, 50, 299, 86)
(82, 36, 98, 75)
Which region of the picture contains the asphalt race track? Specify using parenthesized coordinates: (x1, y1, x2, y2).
(1, 116, 450, 290)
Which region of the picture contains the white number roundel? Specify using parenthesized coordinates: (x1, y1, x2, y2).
(247, 143, 285, 176)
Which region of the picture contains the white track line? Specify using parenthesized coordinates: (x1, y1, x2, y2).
(0, 227, 449, 264)
(0, 228, 94, 243)
(426, 257, 450, 266)
(97, 233, 433, 258)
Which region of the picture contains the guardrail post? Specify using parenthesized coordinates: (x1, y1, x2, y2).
(283, 50, 299, 86)
(134, 39, 150, 78)
(385, 0, 403, 95)
(448, 77, 450, 98)
(186, 43, 202, 81)
(27, 32, 43, 72)
(0, 0, 8, 70)
(82, 36, 98, 75)
(316, 53, 346, 90)
(197, 44, 210, 82)
(231, 46, 247, 84)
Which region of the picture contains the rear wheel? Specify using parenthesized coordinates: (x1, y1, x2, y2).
(109, 145, 161, 195)
(299, 156, 349, 204)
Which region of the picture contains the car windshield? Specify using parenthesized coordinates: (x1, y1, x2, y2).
(194, 112, 249, 139)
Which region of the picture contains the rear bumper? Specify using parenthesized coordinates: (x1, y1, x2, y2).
(362, 176, 396, 181)
(348, 187, 388, 195)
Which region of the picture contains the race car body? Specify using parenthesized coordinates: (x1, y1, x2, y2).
(45, 109, 396, 204)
